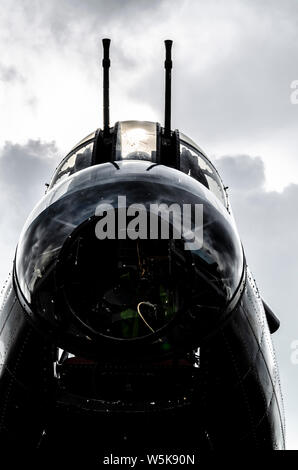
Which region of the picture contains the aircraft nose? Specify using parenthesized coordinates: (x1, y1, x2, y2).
(15, 161, 244, 357)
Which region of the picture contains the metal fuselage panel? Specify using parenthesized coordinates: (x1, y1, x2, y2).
(200, 269, 285, 449)
(0, 271, 285, 450)
(0, 278, 54, 448)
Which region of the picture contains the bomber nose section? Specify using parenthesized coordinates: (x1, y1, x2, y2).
(15, 161, 244, 358)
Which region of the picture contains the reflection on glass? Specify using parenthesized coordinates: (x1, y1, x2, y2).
(50, 142, 94, 188)
(180, 141, 226, 207)
(116, 121, 157, 162)
(16, 162, 243, 318)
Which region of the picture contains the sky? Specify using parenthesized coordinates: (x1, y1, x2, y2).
(0, 0, 297, 449)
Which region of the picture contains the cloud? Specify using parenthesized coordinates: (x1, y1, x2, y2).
(1, 0, 298, 189)
(0, 64, 25, 83)
(5, 0, 169, 46)
(216, 154, 265, 191)
(217, 152, 298, 448)
(0, 139, 59, 283)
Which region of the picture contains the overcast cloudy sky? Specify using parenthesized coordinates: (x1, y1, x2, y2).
(0, 0, 297, 448)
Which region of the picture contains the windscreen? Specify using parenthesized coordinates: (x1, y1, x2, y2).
(115, 121, 157, 162)
(180, 139, 227, 207)
(50, 141, 94, 188)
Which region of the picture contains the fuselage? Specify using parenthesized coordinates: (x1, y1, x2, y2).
(0, 121, 285, 452)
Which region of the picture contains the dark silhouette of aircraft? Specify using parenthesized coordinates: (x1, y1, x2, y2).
(0, 39, 285, 455)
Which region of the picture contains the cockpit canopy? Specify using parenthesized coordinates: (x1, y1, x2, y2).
(49, 120, 227, 209)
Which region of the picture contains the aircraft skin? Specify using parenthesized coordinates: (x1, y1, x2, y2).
(0, 41, 285, 454)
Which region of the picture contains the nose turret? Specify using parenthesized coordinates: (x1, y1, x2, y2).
(15, 156, 243, 360)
